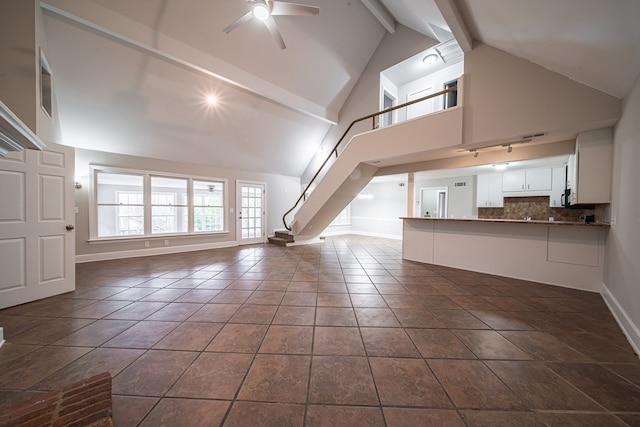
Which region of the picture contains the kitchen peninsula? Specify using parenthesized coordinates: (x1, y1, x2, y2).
(401, 217, 609, 292)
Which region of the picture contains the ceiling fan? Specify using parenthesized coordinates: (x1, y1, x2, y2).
(223, 0, 320, 50)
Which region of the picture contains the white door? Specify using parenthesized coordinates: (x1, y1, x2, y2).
(0, 143, 75, 309)
(406, 86, 436, 120)
(236, 181, 266, 245)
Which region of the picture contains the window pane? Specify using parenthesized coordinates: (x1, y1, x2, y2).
(98, 205, 144, 237)
(97, 173, 143, 204)
(194, 207, 223, 232)
(151, 177, 187, 206)
(152, 206, 187, 234)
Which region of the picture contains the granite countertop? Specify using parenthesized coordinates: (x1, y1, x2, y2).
(401, 217, 611, 228)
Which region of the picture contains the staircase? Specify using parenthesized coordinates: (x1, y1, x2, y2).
(276, 83, 463, 243)
(267, 230, 295, 246)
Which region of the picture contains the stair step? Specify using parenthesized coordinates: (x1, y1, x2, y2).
(274, 231, 295, 242)
(267, 236, 289, 247)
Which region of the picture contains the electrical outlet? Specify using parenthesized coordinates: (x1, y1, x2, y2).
(164, 240, 169, 246)
(611, 216, 617, 226)
(145, 241, 150, 247)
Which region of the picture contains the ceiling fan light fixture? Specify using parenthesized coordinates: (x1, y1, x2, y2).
(253, 3, 270, 21)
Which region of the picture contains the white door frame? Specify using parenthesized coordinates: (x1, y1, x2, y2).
(417, 186, 448, 218)
(236, 180, 267, 245)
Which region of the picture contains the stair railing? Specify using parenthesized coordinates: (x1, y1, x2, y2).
(282, 85, 459, 231)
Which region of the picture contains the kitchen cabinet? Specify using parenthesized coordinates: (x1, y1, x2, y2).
(477, 173, 503, 207)
(549, 167, 566, 207)
(502, 168, 552, 192)
(569, 128, 613, 205)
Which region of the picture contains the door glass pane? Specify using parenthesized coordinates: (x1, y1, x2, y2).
(239, 184, 264, 241)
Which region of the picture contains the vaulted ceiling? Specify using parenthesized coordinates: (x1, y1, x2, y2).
(40, 0, 640, 177)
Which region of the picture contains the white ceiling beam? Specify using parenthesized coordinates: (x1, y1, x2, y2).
(40, 1, 338, 124)
(434, 0, 473, 52)
(360, 0, 395, 34)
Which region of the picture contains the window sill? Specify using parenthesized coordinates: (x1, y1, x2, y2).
(88, 231, 230, 244)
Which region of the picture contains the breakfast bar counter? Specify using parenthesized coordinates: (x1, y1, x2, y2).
(401, 217, 609, 292)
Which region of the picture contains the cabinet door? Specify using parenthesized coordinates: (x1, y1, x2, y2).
(502, 170, 526, 192)
(488, 173, 504, 207)
(575, 128, 613, 203)
(526, 168, 552, 191)
(477, 174, 503, 207)
(476, 174, 490, 207)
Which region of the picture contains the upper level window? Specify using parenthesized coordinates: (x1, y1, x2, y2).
(91, 166, 227, 240)
(40, 50, 53, 118)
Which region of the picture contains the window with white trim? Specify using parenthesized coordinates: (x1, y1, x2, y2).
(92, 167, 227, 239)
(193, 180, 224, 232)
(96, 172, 144, 237)
(330, 204, 351, 226)
(151, 176, 187, 234)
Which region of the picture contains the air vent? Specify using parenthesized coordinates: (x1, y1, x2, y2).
(454, 181, 467, 187)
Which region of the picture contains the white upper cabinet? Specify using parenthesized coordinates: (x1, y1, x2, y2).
(477, 173, 503, 207)
(502, 168, 552, 193)
(571, 128, 613, 204)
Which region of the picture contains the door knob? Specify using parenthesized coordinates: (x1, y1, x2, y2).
(66, 225, 75, 231)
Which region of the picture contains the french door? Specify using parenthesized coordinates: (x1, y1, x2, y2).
(236, 181, 266, 245)
(0, 143, 75, 309)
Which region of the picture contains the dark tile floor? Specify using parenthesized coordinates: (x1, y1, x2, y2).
(1, 235, 640, 426)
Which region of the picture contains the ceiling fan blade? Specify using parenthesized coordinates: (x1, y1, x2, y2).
(263, 16, 286, 49)
(223, 10, 254, 33)
(270, 1, 320, 16)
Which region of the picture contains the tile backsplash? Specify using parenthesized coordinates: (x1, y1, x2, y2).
(478, 196, 605, 222)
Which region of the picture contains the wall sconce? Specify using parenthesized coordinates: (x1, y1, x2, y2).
(74, 181, 82, 189)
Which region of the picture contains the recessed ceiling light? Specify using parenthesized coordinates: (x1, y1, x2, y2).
(206, 95, 218, 106)
(423, 54, 439, 65)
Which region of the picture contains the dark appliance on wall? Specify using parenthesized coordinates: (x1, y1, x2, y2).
(561, 165, 594, 209)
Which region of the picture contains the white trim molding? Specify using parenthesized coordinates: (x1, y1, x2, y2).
(76, 241, 238, 263)
(601, 283, 640, 358)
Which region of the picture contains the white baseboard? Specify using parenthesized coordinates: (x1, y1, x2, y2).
(321, 230, 402, 240)
(601, 283, 640, 358)
(76, 241, 238, 263)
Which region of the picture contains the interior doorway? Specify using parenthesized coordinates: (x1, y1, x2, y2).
(418, 186, 448, 218)
(381, 90, 397, 127)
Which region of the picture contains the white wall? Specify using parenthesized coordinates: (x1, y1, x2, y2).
(75, 148, 300, 260)
(300, 25, 438, 185)
(604, 72, 640, 352)
(397, 61, 464, 122)
(0, 0, 63, 145)
(350, 178, 408, 238)
(463, 43, 621, 146)
(414, 175, 476, 219)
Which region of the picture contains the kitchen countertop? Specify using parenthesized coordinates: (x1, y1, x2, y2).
(401, 217, 610, 228)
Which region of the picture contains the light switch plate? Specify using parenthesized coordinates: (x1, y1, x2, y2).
(611, 216, 617, 225)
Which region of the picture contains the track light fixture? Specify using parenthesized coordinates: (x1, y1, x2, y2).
(507, 145, 513, 153)
(472, 150, 478, 158)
